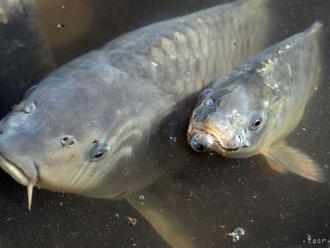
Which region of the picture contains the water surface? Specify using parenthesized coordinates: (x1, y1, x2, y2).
(0, 0, 330, 247)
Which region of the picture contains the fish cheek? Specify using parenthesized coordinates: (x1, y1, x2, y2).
(41, 147, 82, 169)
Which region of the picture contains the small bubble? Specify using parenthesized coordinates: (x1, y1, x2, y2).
(127, 216, 137, 226)
(56, 23, 65, 29)
(169, 136, 179, 142)
(228, 227, 245, 242)
(114, 213, 120, 218)
(138, 195, 145, 200)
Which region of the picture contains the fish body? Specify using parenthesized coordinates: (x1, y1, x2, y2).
(0, 0, 271, 206)
(188, 22, 324, 182)
(0, 0, 273, 246)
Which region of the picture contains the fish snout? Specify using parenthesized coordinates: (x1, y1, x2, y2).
(0, 142, 37, 185)
(190, 132, 215, 152)
(0, 125, 38, 210)
(188, 119, 246, 155)
(0, 120, 38, 184)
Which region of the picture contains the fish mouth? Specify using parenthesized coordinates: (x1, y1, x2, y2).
(0, 153, 31, 185)
(188, 123, 240, 153)
(0, 153, 37, 210)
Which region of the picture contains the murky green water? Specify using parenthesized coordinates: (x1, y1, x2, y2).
(0, 0, 330, 247)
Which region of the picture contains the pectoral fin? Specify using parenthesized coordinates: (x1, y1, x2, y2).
(261, 141, 325, 182)
(264, 155, 287, 174)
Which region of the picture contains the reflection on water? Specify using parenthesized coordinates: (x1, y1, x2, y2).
(0, 0, 330, 247)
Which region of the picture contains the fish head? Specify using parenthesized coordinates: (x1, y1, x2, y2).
(0, 53, 163, 206)
(188, 72, 269, 158)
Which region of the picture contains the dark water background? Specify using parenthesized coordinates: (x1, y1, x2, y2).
(0, 0, 330, 247)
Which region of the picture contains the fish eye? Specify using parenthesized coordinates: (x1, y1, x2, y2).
(94, 152, 104, 159)
(250, 117, 262, 130)
(90, 146, 109, 162)
(61, 135, 75, 147)
(202, 98, 214, 106)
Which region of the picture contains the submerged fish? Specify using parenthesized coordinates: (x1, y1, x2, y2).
(188, 22, 324, 182)
(0, 0, 274, 246)
(0, 0, 272, 212)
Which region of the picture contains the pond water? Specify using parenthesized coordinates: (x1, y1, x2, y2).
(0, 0, 330, 247)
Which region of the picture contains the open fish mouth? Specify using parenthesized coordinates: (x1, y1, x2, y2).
(0, 153, 37, 210)
(188, 124, 240, 153)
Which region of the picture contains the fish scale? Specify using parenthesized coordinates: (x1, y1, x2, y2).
(254, 23, 322, 141)
(105, 0, 271, 99)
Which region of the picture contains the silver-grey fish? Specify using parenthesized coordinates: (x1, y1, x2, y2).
(0, 0, 271, 211)
(188, 22, 324, 182)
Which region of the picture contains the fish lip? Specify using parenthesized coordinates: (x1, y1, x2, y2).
(0, 152, 36, 186)
(188, 125, 240, 152)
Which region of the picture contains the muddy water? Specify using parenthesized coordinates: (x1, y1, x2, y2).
(0, 0, 330, 247)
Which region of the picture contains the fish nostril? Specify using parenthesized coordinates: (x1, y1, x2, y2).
(190, 135, 207, 152)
